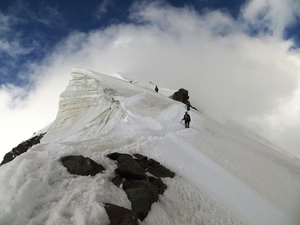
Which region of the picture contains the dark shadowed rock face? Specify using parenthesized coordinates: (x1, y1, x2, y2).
(170, 88, 189, 104)
(107, 152, 124, 160)
(115, 154, 147, 180)
(107, 152, 175, 221)
(123, 179, 159, 221)
(1, 132, 46, 166)
(105, 203, 138, 225)
(61, 155, 105, 176)
(108, 153, 175, 182)
(148, 176, 167, 195)
(57, 152, 174, 223)
(133, 155, 175, 178)
(111, 174, 124, 188)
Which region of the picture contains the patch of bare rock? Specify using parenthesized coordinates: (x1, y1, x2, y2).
(1, 132, 46, 166)
(60, 152, 175, 225)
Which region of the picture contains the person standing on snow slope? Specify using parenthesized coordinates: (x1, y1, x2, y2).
(186, 100, 191, 111)
(182, 111, 191, 128)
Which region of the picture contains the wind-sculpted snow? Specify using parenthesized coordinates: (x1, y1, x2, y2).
(42, 69, 128, 143)
(0, 68, 299, 225)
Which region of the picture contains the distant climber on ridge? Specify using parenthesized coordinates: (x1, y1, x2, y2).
(155, 85, 159, 93)
(182, 111, 191, 128)
(186, 100, 191, 111)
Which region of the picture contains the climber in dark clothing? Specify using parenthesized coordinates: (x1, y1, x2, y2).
(186, 100, 191, 111)
(182, 111, 191, 128)
(155, 85, 159, 93)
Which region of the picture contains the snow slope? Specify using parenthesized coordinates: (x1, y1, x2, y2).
(0, 68, 299, 225)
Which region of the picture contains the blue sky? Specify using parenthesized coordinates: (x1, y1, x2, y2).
(1, 0, 299, 86)
(1, 0, 300, 159)
(1, 0, 300, 86)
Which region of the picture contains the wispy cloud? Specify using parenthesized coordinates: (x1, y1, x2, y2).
(1, 0, 300, 159)
(94, 0, 114, 20)
(0, 0, 67, 86)
(0, 10, 28, 56)
(8, 0, 65, 27)
(29, 6, 65, 27)
(241, 0, 300, 37)
(0, 11, 21, 33)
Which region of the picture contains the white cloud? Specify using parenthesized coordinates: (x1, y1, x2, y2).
(8, 0, 65, 27)
(0, 12, 13, 33)
(94, 0, 114, 20)
(0, 11, 29, 56)
(1, 0, 300, 160)
(241, 0, 300, 36)
(29, 6, 65, 27)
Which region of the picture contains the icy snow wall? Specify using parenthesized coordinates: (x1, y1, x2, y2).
(43, 69, 129, 142)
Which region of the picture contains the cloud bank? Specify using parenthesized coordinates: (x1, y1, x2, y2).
(1, 0, 300, 159)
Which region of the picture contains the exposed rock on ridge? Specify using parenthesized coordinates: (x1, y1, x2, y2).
(105, 203, 138, 225)
(170, 88, 189, 104)
(61, 155, 105, 176)
(60, 152, 175, 224)
(170, 88, 197, 110)
(1, 133, 45, 166)
(107, 152, 175, 222)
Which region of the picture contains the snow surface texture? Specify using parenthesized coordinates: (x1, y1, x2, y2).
(0, 68, 300, 225)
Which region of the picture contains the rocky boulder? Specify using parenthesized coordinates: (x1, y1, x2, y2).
(133, 154, 175, 178)
(58, 152, 174, 223)
(148, 176, 167, 195)
(104, 203, 138, 225)
(123, 179, 159, 221)
(1, 132, 46, 166)
(115, 154, 147, 180)
(61, 155, 105, 176)
(111, 174, 124, 188)
(170, 88, 189, 104)
(107, 152, 175, 221)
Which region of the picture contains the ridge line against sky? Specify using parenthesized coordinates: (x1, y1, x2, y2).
(1, 0, 300, 159)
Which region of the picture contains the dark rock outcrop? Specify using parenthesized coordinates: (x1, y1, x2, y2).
(61, 155, 105, 176)
(134, 154, 152, 169)
(170, 89, 198, 110)
(123, 179, 159, 221)
(107, 152, 123, 160)
(104, 203, 138, 225)
(170, 88, 189, 104)
(58, 152, 174, 222)
(134, 154, 175, 178)
(146, 159, 175, 178)
(108, 152, 175, 221)
(1, 132, 46, 166)
(111, 174, 124, 188)
(148, 176, 167, 195)
(115, 154, 147, 180)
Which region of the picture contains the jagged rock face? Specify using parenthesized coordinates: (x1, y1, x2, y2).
(123, 179, 159, 221)
(59, 152, 175, 223)
(111, 174, 124, 187)
(170, 88, 189, 104)
(135, 156, 175, 178)
(104, 203, 138, 225)
(107, 152, 175, 221)
(107, 153, 175, 179)
(115, 154, 147, 180)
(61, 155, 105, 176)
(1, 133, 45, 166)
(148, 176, 167, 195)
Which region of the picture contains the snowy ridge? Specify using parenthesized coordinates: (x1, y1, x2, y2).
(42, 69, 129, 143)
(0, 68, 300, 225)
(43, 68, 175, 143)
